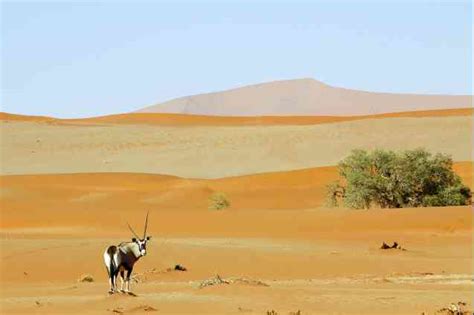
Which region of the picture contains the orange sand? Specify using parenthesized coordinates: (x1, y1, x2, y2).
(1, 162, 471, 230)
(1, 107, 472, 126)
(0, 109, 472, 314)
(1, 166, 472, 314)
(0, 172, 474, 314)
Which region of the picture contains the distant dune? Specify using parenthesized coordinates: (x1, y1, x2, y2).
(137, 78, 472, 116)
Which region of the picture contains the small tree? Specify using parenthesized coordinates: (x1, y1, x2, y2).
(327, 149, 471, 209)
(208, 192, 230, 210)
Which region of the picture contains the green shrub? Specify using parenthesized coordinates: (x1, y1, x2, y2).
(208, 192, 230, 210)
(327, 148, 471, 209)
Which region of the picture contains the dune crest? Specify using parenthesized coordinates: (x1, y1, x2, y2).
(1, 107, 472, 126)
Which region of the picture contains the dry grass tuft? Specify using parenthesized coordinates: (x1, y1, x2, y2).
(77, 274, 94, 282)
(199, 274, 269, 289)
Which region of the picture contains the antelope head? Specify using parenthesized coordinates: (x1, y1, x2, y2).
(127, 211, 151, 257)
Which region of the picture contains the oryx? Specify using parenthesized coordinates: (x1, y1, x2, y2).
(103, 212, 151, 294)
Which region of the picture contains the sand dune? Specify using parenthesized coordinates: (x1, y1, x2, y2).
(0, 167, 338, 229)
(81, 107, 474, 126)
(1, 162, 471, 230)
(1, 115, 471, 177)
(2, 107, 472, 126)
(137, 78, 472, 116)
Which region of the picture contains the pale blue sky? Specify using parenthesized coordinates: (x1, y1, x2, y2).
(1, 0, 472, 118)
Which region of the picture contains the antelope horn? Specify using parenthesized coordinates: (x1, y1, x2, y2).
(127, 222, 140, 239)
(143, 211, 149, 239)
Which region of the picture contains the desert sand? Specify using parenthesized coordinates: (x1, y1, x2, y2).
(0, 199, 472, 314)
(1, 113, 472, 178)
(1, 109, 473, 314)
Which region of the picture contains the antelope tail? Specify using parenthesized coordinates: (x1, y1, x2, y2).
(106, 246, 117, 276)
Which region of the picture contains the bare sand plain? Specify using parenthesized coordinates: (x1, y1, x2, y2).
(0, 203, 472, 314)
(0, 110, 473, 314)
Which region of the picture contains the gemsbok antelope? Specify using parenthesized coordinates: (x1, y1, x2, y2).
(103, 212, 151, 294)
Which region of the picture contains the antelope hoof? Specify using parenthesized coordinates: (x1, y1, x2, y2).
(108, 290, 115, 295)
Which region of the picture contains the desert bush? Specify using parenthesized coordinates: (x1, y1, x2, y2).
(327, 149, 471, 209)
(208, 192, 230, 210)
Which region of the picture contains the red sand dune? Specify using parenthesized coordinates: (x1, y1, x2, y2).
(1, 162, 471, 230)
(1, 107, 472, 126)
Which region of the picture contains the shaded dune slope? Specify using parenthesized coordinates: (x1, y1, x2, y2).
(1, 162, 471, 229)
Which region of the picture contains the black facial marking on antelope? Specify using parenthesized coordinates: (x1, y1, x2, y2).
(103, 211, 151, 294)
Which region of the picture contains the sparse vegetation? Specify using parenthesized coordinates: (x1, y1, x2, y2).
(327, 149, 471, 209)
(435, 301, 469, 315)
(208, 192, 230, 210)
(199, 274, 269, 288)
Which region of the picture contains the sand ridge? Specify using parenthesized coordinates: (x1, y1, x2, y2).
(1, 162, 471, 230)
(1, 107, 472, 126)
